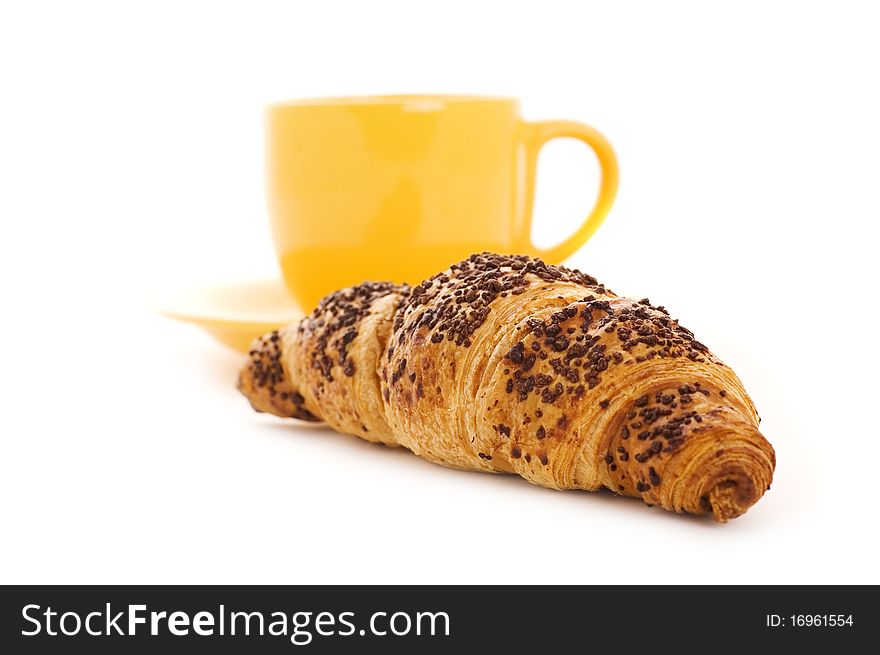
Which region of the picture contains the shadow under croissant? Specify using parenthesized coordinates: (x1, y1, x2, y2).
(259, 421, 749, 527)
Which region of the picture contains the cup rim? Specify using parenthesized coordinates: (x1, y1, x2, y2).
(268, 94, 519, 109)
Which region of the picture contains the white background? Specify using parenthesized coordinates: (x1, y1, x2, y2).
(1, 1, 878, 584)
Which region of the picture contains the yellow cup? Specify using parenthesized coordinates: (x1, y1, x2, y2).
(267, 95, 618, 310)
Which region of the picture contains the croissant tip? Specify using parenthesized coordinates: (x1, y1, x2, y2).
(707, 480, 753, 523)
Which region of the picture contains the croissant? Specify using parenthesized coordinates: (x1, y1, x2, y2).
(238, 253, 775, 522)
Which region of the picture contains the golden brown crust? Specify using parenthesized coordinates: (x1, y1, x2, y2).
(237, 327, 320, 421)
(382, 254, 613, 472)
(292, 281, 409, 444)
(238, 253, 775, 521)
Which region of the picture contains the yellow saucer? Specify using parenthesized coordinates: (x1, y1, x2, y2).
(158, 279, 304, 353)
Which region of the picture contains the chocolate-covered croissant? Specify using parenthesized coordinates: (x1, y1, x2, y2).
(239, 253, 775, 522)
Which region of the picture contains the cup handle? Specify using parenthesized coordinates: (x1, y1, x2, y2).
(517, 120, 619, 263)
